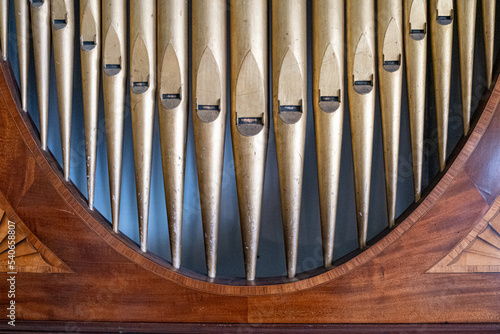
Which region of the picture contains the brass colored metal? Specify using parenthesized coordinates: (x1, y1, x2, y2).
(457, 1, 477, 135)
(130, 0, 156, 252)
(192, 0, 227, 279)
(404, 0, 427, 202)
(313, 0, 344, 267)
(272, 0, 307, 278)
(157, 0, 188, 269)
(52, 0, 74, 181)
(430, 0, 454, 171)
(347, 0, 376, 249)
(102, 0, 126, 233)
(482, 0, 495, 88)
(80, 0, 100, 209)
(230, 0, 268, 281)
(378, 0, 403, 228)
(30, 0, 51, 150)
(15, 0, 30, 111)
(0, 0, 7, 60)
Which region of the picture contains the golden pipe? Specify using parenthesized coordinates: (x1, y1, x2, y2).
(80, 0, 100, 209)
(0, 0, 8, 60)
(404, 0, 427, 202)
(52, 0, 74, 181)
(230, 0, 268, 281)
(457, 1, 477, 135)
(15, 0, 30, 111)
(377, 0, 403, 228)
(102, 0, 126, 233)
(30, 0, 50, 151)
(313, 0, 344, 267)
(157, 0, 188, 269)
(192, 0, 227, 279)
(130, 0, 156, 252)
(272, 0, 307, 278)
(482, 0, 495, 88)
(430, 0, 453, 171)
(347, 0, 376, 249)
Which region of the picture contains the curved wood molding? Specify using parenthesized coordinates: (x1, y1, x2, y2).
(1, 52, 500, 323)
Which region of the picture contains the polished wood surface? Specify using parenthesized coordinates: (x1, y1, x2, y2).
(0, 46, 500, 329)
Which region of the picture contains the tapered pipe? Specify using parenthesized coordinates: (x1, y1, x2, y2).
(15, 0, 30, 111)
(0, 0, 8, 60)
(378, 0, 403, 228)
(52, 0, 74, 181)
(80, 0, 100, 208)
(404, 0, 427, 202)
(30, 0, 50, 150)
(130, 0, 156, 252)
(102, 0, 126, 233)
(230, 0, 268, 281)
(313, 0, 344, 268)
(347, 0, 376, 249)
(482, 0, 495, 88)
(157, 0, 188, 269)
(272, 0, 307, 278)
(192, 0, 227, 279)
(457, 1, 477, 135)
(430, 0, 454, 171)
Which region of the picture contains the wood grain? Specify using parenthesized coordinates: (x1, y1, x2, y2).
(0, 33, 500, 326)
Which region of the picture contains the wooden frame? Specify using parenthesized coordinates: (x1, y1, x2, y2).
(0, 40, 500, 333)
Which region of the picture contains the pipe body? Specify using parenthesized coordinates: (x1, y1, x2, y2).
(313, 0, 344, 267)
(346, 0, 376, 248)
(378, 0, 403, 228)
(457, 0, 477, 135)
(15, 0, 30, 111)
(0, 0, 8, 60)
(230, 0, 268, 280)
(192, 0, 227, 278)
(80, 0, 101, 208)
(482, 0, 495, 88)
(272, 0, 307, 278)
(404, 0, 427, 202)
(30, 0, 51, 150)
(157, 0, 188, 269)
(102, 0, 126, 233)
(430, 0, 454, 171)
(52, 0, 74, 181)
(130, 0, 156, 252)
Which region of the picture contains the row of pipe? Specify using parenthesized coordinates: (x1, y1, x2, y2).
(4, 0, 495, 280)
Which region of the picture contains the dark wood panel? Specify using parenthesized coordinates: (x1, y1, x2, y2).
(1, 321, 500, 333)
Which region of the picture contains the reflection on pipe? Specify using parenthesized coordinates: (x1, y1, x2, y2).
(29, 0, 50, 150)
(102, 0, 126, 233)
(52, 0, 74, 181)
(404, 0, 427, 202)
(80, 0, 100, 208)
(192, 0, 227, 278)
(378, 0, 403, 228)
(157, 0, 188, 269)
(230, 0, 268, 280)
(430, 0, 453, 172)
(130, 0, 156, 252)
(457, 1, 477, 135)
(272, 0, 307, 278)
(313, 0, 344, 267)
(347, 0, 376, 249)
(15, 0, 30, 111)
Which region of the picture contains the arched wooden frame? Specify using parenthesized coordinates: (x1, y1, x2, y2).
(0, 46, 500, 332)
